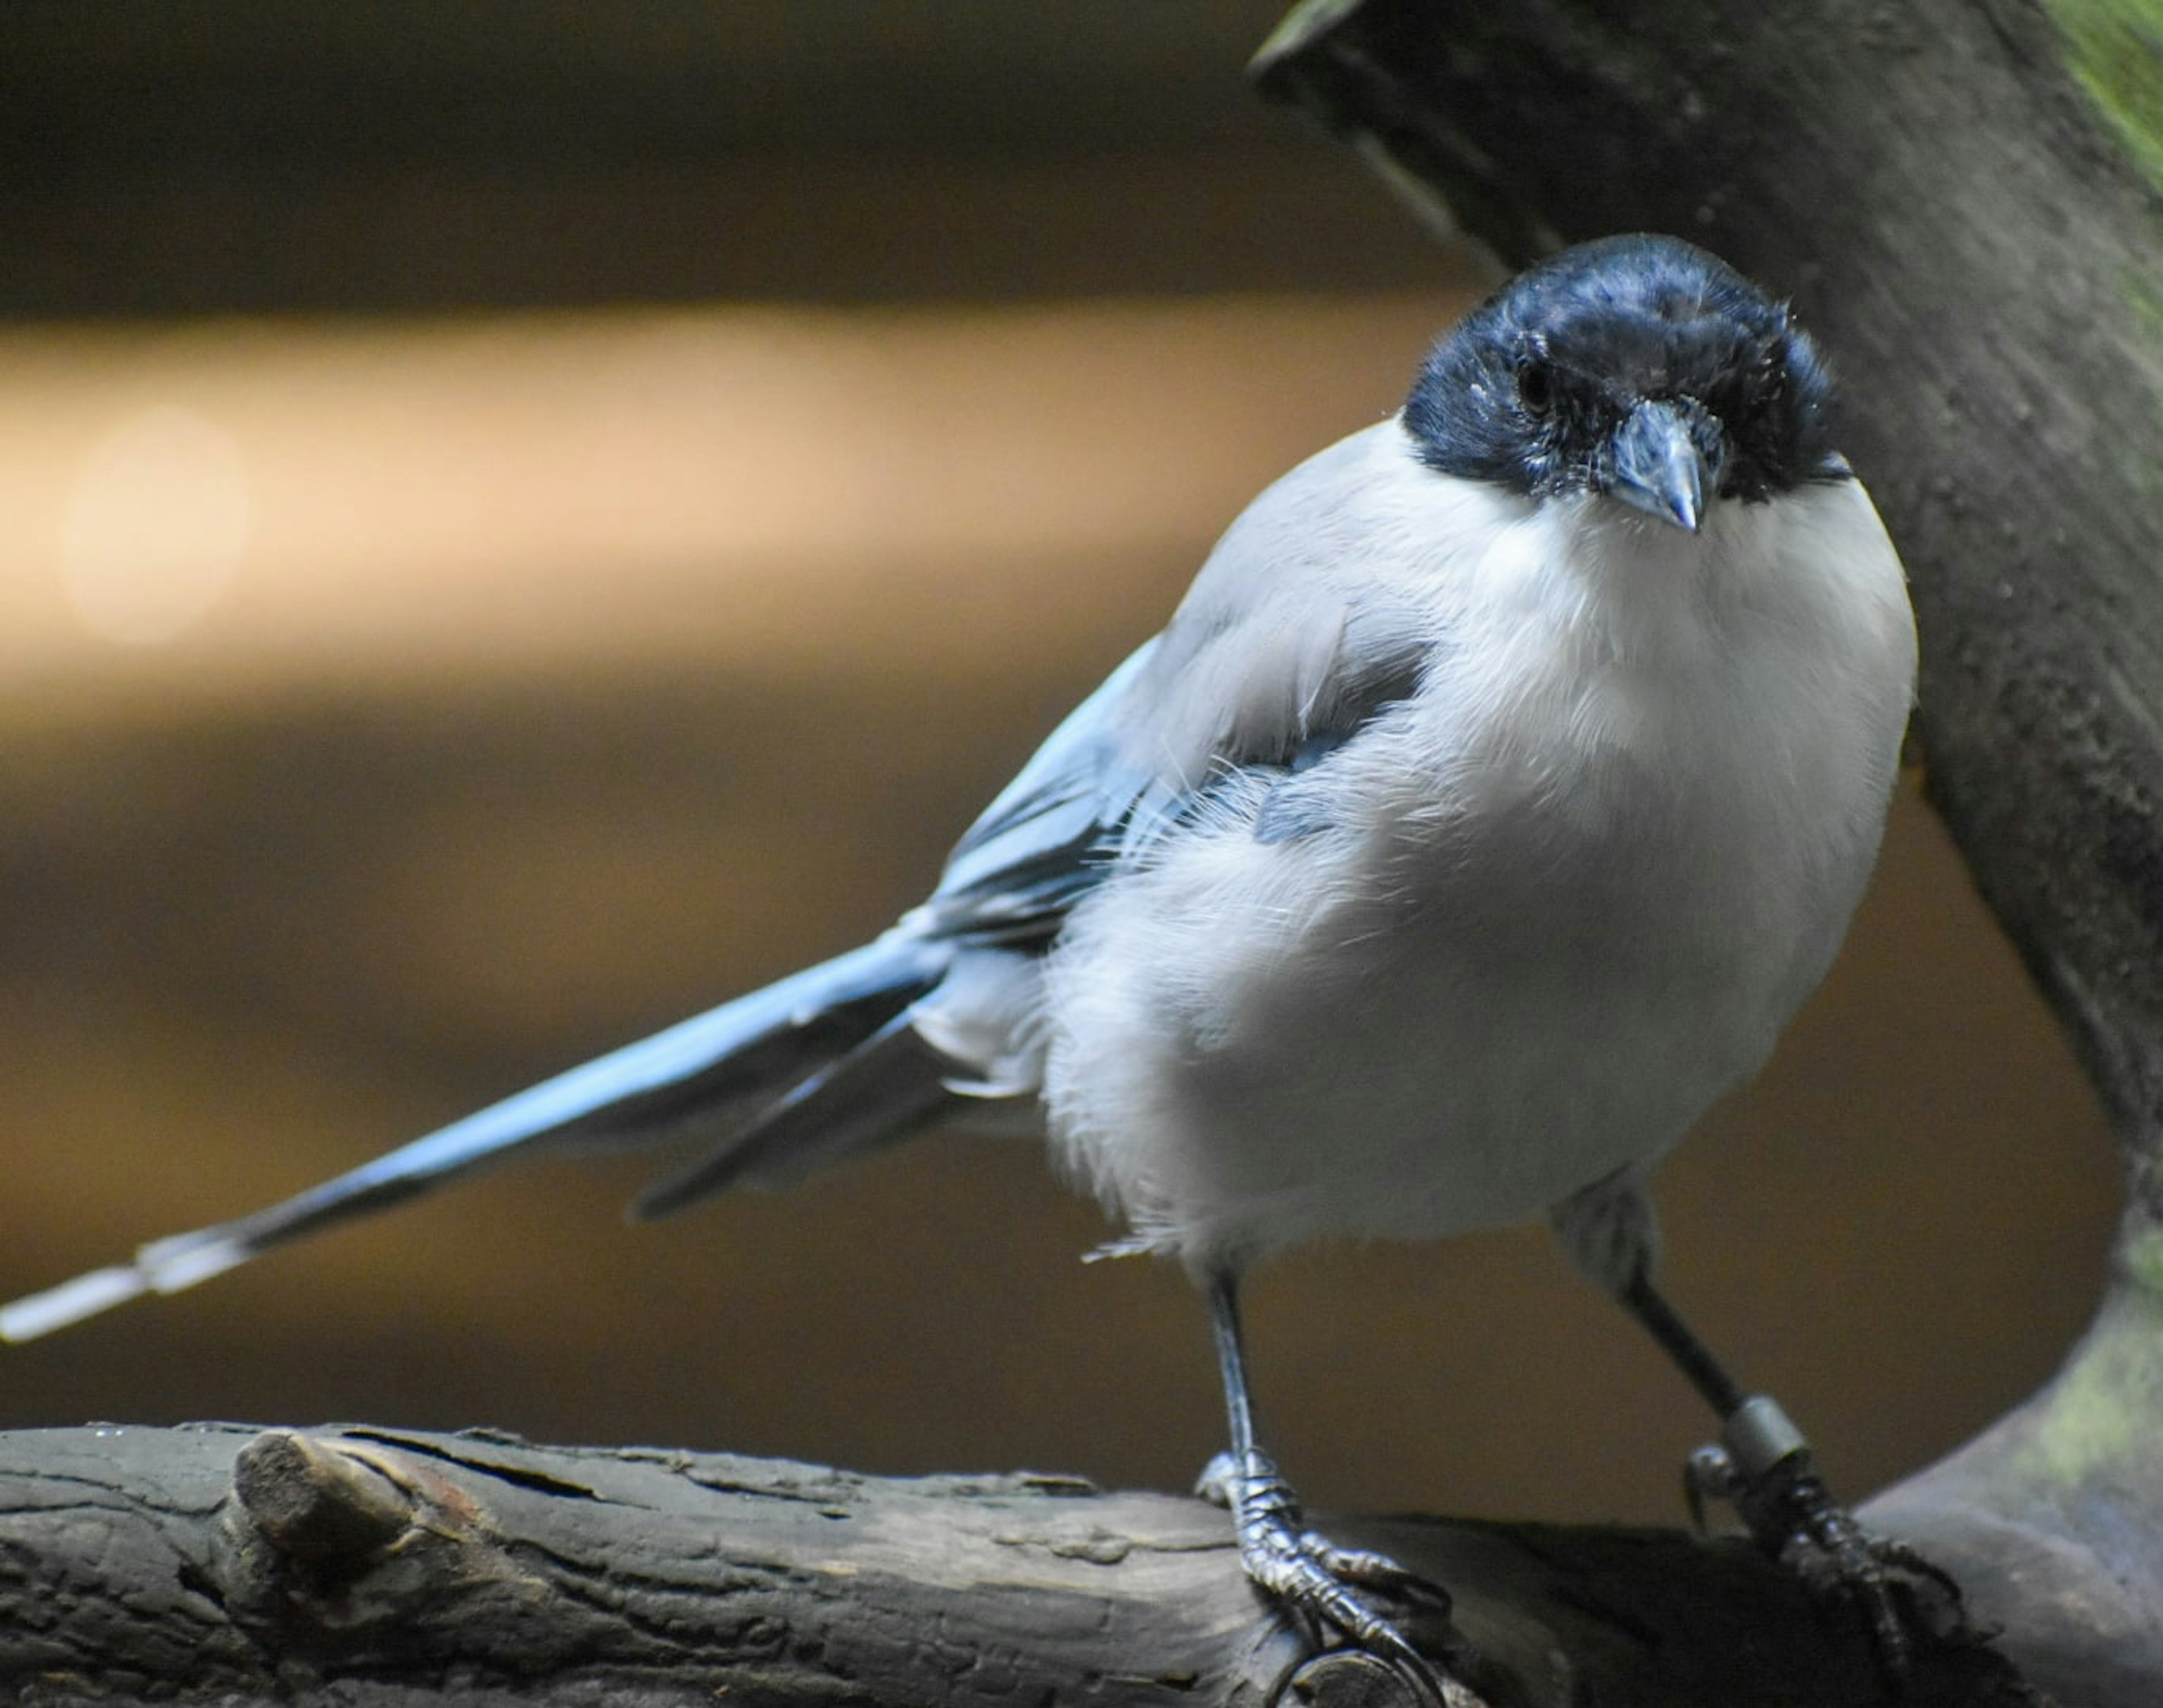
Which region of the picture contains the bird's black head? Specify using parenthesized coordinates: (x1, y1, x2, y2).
(1403, 234, 1842, 531)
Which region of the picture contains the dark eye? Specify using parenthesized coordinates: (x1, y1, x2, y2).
(1516, 361, 1553, 417)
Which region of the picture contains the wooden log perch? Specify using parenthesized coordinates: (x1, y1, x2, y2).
(0, 1423, 2034, 1707)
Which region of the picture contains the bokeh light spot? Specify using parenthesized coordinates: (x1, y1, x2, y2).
(60, 404, 251, 646)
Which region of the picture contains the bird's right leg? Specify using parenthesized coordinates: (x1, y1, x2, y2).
(1552, 1166, 1965, 1678)
(1200, 1272, 1462, 1707)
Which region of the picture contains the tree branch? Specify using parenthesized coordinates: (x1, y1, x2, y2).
(0, 1424, 2034, 1707)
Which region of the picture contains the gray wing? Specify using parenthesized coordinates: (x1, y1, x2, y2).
(638, 548, 1441, 1224)
(923, 596, 1433, 951)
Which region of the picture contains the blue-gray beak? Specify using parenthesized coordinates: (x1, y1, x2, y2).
(1609, 399, 1715, 533)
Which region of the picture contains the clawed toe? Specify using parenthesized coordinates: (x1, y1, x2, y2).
(1212, 1449, 1467, 1707)
(1688, 1398, 1968, 1679)
(1202, 1280, 1476, 1704)
(1775, 1493, 1967, 1678)
(1303, 1534, 1456, 1613)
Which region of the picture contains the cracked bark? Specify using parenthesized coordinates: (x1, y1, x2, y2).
(0, 1424, 2032, 1706)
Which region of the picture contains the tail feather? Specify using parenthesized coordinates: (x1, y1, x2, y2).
(630, 1010, 960, 1219)
(0, 933, 949, 1343)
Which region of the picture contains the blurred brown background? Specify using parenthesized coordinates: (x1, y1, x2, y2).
(0, 5, 2122, 1528)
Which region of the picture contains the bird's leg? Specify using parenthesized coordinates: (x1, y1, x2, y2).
(1616, 1267, 1966, 1676)
(1200, 1273, 1460, 1707)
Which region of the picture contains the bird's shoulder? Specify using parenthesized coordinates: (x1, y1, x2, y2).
(921, 420, 1477, 941)
(1115, 418, 1482, 779)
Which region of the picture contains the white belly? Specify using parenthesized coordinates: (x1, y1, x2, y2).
(1039, 486, 1914, 1274)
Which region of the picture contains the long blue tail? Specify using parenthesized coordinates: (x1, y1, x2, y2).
(0, 932, 952, 1341)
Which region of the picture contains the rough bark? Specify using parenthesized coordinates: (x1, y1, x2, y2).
(0, 1424, 2031, 1707)
(1248, 2, 2163, 1704)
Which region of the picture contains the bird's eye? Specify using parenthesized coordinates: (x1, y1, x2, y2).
(1516, 362, 1554, 417)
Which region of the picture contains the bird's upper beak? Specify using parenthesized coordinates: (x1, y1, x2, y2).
(1608, 399, 1719, 533)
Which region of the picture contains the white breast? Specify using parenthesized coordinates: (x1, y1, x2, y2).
(1042, 456, 1916, 1276)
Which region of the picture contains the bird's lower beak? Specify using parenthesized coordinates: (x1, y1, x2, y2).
(1609, 399, 1716, 533)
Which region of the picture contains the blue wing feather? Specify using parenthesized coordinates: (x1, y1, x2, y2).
(923, 639, 1167, 945)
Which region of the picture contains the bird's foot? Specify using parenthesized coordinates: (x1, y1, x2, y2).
(1686, 1397, 1967, 1681)
(1198, 1449, 1471, 1708)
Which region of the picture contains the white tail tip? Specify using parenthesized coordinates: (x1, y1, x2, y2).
(0, 1266, 150, 1342)
(137, 1231, 251, 1295)
(2, 1230, 253, 1344)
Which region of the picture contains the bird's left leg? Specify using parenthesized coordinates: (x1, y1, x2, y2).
(1200, 1271, 1464, 1707)
(1552, 1168, 1965, 1676)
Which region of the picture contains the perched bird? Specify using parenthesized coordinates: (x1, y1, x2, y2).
(4, 235, 1939, 1696)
